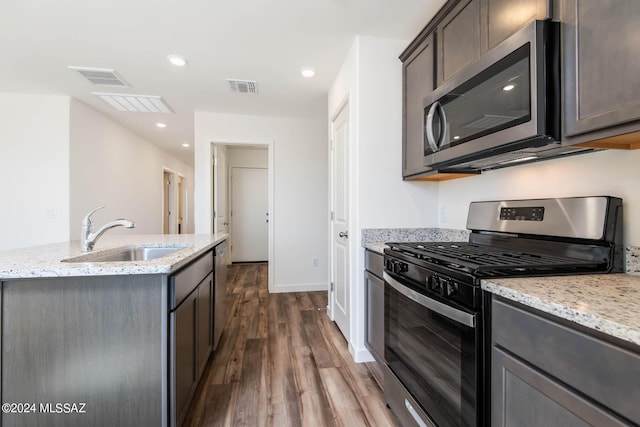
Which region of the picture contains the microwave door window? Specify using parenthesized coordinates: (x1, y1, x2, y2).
(440, 46, 531, 148)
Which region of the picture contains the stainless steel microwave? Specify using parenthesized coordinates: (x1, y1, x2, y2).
(422, 21, 586, 171)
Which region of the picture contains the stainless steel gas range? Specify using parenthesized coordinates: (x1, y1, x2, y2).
(383, 196, 623, 427)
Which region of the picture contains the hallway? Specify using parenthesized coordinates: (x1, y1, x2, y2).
(183, 263, 398, 426)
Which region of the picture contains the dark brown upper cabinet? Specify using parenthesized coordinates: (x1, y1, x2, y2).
(562, 0, 640, 149)
(402, 33, 435, 178)
(480, 0, 552, 53)
(436, 0, 482, 86)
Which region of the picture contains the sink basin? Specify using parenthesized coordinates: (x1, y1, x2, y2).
(62, 244, 190, 263)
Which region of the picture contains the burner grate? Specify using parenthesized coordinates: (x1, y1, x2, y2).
(388, 242, 604, 274)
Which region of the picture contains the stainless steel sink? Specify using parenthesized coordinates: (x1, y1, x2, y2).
(62, 244, 189, 263)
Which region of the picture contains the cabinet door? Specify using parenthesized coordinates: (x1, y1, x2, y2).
(492, 347, 628, 426)
(197, 272, 214, 377)
(214, 241, 228, 350)
(436, 0, 481, 86)
(171, 291, 197, 427)
(563, 0, 640, 137)
(402, 32, 435, 178)
(364, 271, 384, 363)
(480, 0, 551, 53)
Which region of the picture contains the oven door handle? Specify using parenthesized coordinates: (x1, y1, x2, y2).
(384, 272, 476, 328)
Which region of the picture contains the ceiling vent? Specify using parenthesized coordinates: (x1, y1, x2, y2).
(93, 93, 174, 113)
(226, 79, 258, 94)
(69, 66, 130, 87)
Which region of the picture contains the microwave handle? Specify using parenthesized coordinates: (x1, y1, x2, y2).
(425, 101, 448, 152)
(425, 102, 440, 152)
(436, 103, 448, 148)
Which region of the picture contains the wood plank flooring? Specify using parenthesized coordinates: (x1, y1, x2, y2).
(183, 263, 399, 427)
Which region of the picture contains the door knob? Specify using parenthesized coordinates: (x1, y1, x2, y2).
(339, 231, 349, 238)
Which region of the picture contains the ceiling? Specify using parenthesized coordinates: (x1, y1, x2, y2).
(0, 0, 445, 165)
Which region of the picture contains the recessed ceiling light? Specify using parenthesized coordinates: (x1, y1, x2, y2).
(301, 67, 315, 78)
(167, 55, 187, 67)
(503, 84, 515, 91)
(181, 143, 190, 148)
(156, 122, 167, 128)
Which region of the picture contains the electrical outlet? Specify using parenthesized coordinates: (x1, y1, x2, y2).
(439, 205, 447, 223)
(312, 258, 319, 267)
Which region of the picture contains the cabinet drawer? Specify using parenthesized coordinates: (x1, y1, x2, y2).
(170, 251, 213, 309)
(365, 249, 384, 278)
(492, 297, 640, 423)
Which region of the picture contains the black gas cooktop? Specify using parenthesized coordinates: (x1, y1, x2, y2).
(385, 241, 608, 277)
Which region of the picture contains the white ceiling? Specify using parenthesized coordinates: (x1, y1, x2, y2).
(0, 0, 445, 165)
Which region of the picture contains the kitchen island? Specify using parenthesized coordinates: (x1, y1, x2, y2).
(0, 233, 228, 427)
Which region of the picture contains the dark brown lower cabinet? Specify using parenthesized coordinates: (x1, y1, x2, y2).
(172, 290, 198, 427)
(364, 250, 385, 365)
(491, 296, 640, 426)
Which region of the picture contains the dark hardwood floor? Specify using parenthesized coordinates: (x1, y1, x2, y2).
(183, 263, 399, 427)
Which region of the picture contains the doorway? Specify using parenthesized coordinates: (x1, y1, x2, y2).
(211, 142, 274, 287)
(162, 168, 185, 234)
(163, 171, 171, 234)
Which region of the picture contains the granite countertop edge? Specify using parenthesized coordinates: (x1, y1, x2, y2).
(0, 233, 229, 279)
(482, 274, 640, 347)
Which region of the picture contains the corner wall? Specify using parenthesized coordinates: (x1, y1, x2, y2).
(194, 112, 329, 292)
(0, 94, 70, 250)
(69, 99, 195, 241)
(328, 36, 440, 362)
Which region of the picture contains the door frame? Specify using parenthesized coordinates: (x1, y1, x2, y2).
(210, 138, 275, 291)
(162, 167, 180, 234)
(328, 96, 351, 339)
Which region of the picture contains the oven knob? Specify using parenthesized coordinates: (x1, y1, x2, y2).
(446, 282, 459, 297)
(429, 276, 442, 293)
(397, 262, 408, 273)
(385, 259, 394, 271)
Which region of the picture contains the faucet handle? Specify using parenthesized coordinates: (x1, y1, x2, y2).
(82, 205, 106, 227)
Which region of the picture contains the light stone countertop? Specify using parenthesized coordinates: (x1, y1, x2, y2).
(482, 274, 640, 346)
(0, 233, 228, 279)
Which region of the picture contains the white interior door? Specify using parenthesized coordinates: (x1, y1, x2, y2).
(330, 104, 350, 341)
(231, 167, 268, 262)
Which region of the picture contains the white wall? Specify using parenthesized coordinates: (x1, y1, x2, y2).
(328, 36, 439, 362)
(439, 148, 640, 246)
(227, 146, 268, 168)
(69, 99, 195, 241)
(0, 94, 71, 250)
(194, 112, 328, 292)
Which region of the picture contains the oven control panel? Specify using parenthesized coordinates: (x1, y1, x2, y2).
(428, 274, 475, 307)
(386, 259, 408, 274)
(384, 253, 480, 309)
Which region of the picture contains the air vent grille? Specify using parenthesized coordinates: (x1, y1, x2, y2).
(69, 66, 130, 87)
(227, 79, 258, 94)
(93, 93, 173, 113)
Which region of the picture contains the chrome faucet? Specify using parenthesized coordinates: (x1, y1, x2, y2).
(81, 206, 135, 252)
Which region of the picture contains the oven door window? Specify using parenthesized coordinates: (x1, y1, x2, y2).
(385, 282, 480, 427)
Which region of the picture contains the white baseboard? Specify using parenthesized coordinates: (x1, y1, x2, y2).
(349, 343, 375, 363)
(269, 282, 329, 293)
